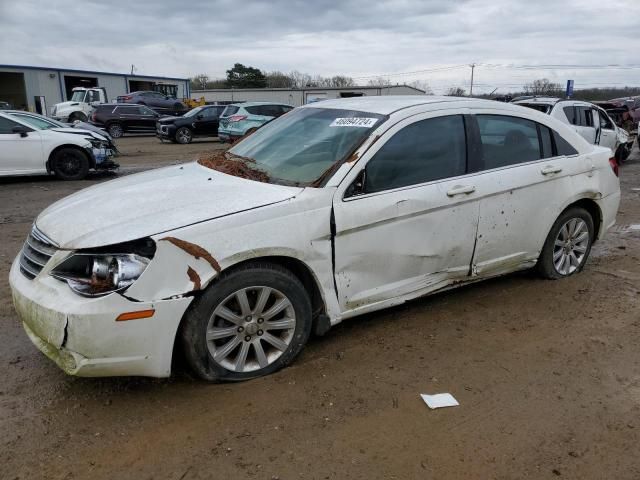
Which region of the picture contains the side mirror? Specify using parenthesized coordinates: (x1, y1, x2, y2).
(345, 169, 366, 197)
(196, 114, 203, 120)
(12, 126, 29, 137)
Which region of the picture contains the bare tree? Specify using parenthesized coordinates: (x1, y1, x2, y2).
(367, 77, 393, 87)
(408, 80, 433, 95)
(265, 71, 294, 88)
(523, 78, 563, 96)
(330, 75, 355, 87)
(191, 74, 210, 90)
(446, 86, 466, 96)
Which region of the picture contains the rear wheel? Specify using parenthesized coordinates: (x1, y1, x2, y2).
(175, 127, 193, 144)
(181, 263, 312, 382)
(52, 148, 90, 180)
(107, 123, 124, 138)
(537, 207, 594, 279)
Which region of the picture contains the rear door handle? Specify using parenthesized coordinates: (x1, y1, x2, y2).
(541, 165, 563, 175)
(446, 185, 476, 197)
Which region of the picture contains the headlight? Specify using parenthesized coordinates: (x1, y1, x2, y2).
(86, 137, 108, 149)
(51, 253, 150, 297)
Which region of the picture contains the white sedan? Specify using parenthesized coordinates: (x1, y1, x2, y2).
(0, 111, 116, 180)
(9, 96, 620, 381)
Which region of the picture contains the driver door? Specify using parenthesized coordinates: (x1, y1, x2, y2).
(332, 113, 480, 313)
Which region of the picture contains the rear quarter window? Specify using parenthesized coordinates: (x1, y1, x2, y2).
(553, 131, 579, 156)
(222, 106, 240, 116)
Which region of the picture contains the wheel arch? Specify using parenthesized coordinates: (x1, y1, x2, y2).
(47, 144, 95, 173)
(171, 254, 328, 372)
(564, 198, 603, 241)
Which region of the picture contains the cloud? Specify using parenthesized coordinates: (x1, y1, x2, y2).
(0, 0, 638, 93)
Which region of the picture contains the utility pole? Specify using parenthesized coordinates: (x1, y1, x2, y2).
(469, 63, 476, 96)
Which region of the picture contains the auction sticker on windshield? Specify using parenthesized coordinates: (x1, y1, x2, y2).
(330, 117, 378, 127)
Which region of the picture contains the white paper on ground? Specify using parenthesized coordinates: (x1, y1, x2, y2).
(420, 393, 459, 409)
(629, 224, 640, 231)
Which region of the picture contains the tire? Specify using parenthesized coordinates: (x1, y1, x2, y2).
(181, 263, 312, 382)
(175, 127, 193, 144)
(107, 123, 124, 138)
(52, 148, 90, 181)
(68, 111, 87, 123)
(537, 207, 594, 279)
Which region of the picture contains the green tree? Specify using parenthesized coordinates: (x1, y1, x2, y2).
(226, 63, 267, 88)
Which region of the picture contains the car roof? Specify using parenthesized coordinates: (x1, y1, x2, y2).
(300, 95, 527, 115)
(230, 101, 293, 107)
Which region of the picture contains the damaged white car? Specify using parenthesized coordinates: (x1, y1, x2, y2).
(10, 97, 620, 381)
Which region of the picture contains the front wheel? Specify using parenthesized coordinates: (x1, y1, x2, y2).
(175, 126, 193, 144)
(181, 263, 312, 382)
(68, 112, 87, 123)
(52, 148, 90, 180)
(537, 207, 594, 279)
(107, 123, 124, 138)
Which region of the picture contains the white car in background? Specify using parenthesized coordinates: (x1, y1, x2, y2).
(9, 96, 620, 382)
(0, 111, 117, 180)
(513, 97, 633, 162)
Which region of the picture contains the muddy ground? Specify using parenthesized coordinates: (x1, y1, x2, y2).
(1, 136, 639, 480)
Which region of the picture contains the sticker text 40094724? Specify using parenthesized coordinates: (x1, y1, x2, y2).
(330, 118, 378, 128)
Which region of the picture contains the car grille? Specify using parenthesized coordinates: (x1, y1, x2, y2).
(20, 227, 58, 279)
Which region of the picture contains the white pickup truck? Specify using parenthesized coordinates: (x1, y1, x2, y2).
(513, 97, 634, 163)
(51, 87, 107, 123)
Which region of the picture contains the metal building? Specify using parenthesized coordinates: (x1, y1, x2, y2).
(0, 64, 190, 114)
(193, 85, 425, 107)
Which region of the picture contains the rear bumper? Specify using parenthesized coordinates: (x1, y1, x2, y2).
(9, 257, 193, 378)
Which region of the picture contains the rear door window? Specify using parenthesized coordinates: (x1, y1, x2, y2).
(539, 125, 554, 159)
(476, 115, 542, 169)
(364, 115, 467, 193)
(563, 106, 577, 125)
(577, 107, 593, 127)
(116, 106, 142, 115)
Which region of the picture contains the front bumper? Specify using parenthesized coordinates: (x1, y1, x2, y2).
(9, 257, 193, 378)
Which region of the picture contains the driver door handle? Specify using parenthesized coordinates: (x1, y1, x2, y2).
(446, 185, 476, 197)
(541, 165, 563, 175)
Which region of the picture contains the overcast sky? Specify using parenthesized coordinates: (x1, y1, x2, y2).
(1, 0, 638, 94)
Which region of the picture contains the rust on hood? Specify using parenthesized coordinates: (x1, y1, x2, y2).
(197, 151, 270, 183)
(160, 237, 221, 273)
(187, 266, 202, 290)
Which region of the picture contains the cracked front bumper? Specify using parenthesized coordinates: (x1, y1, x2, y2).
(9, 257, 193, 378)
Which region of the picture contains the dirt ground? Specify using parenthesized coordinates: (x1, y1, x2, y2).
(1, 136, 640, 480)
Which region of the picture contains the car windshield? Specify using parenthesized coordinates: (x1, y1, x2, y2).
(184, 107, 205, 118)
(222, 107, 387, 185)
(70, 91, 87, 102)
(9, 113, 65, 130)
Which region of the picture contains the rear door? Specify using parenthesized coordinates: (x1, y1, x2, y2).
(333, 112, 480, 313)
(467, 113, 586, 276)
(595, 108, 617, 152)
(0, 117, 44, 174)
(563, 104, 597, 144)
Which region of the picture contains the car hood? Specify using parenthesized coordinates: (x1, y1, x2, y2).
(36, 162, 304, 249)
(157, 116, 180, 124)
(54, 101, 82, 110)
(51, 127, 108, 142)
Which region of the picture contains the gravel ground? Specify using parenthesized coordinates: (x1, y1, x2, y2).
(1, 136, 639, 480)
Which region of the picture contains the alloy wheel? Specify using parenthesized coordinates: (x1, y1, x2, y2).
(206, 286, 296, 373)
(553, 218, 590, 275)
